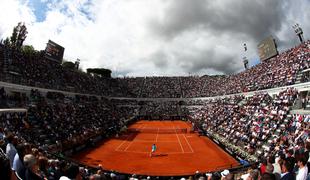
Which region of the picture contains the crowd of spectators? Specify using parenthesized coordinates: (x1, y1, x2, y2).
(0, 87, 143, 179)
(2, 47, 113, 96)
(139, 101, 180, 116)
(8, 94, 140, 153)
(1, 86, 309, 179)
(187, 88, 309, 180)
(1, 132, 131, 180)
(179, 76, 205, 98)
(0, 39, 310, 179)
(115, 77, 145, 97)
(140, 77, 182, 98)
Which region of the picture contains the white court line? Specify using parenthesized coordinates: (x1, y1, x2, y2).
(123, 124, 145, 151)
(123, 138, 134, 151)
(155, 128, 159, 142)
(115, 128, 137, 151)
(117, 122, 195, 155)
(182, 134, 194, 153)
(173, 124, 184, 153)
(115, 135, 130, 151)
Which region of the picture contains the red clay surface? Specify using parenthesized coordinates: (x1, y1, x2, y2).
(72, 120, 239, 176)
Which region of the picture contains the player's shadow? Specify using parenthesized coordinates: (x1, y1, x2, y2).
(153, 153, 168, 157)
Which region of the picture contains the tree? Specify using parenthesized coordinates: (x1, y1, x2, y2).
(9, 22, 28, 49)
(62, 61, 76, 70)
(22, 45, 36, 56)
(3, 37, 10, 47)
(10, 26, 18, 47)
(17, 23, 27, 48)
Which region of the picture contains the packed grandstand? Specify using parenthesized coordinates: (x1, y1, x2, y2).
(0, 38, 310, 180)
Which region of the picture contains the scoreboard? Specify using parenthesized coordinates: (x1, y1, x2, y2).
(257, 36, 278, 61)
(44, 40, 65, 63)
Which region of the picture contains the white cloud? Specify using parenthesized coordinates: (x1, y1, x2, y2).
(0, 0, 309, 77)
(0, 0, 35, 39)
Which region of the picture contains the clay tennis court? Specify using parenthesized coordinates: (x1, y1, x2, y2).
(73, 120, 239, 176)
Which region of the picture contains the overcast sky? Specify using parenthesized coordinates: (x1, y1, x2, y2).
(0, 0, 309, 77)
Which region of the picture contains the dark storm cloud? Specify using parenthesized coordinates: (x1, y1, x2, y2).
(177, 49, 240, 75)
(275, 0, 310, 51)
(151, 48, 240, 75)
(150, 51, 169, 68)
(149, 0, 284, 42)
(147, 0, 290, 75)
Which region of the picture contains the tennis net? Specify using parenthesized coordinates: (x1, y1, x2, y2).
(127, 127, 187, 134)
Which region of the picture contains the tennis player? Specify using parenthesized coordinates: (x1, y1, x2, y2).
(150, 144, 157, 157)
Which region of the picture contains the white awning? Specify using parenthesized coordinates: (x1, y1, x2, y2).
(302, 68, 310, 73)
(0, 108, 27, 113)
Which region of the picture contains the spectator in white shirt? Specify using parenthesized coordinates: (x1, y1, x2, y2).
(5, 135, 17, 168)
(296, 156, 308, 180)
